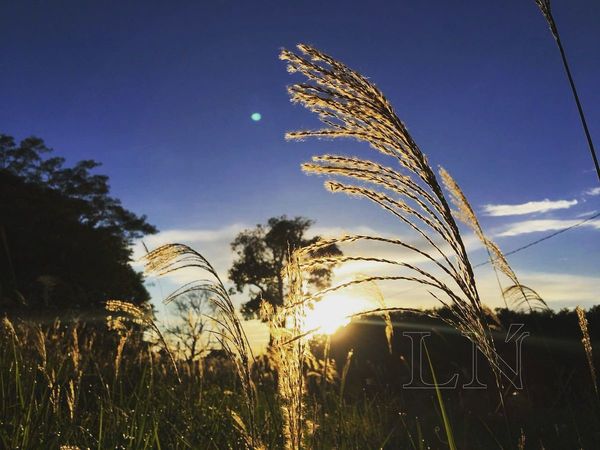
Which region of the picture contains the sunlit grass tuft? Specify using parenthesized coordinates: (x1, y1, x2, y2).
(281, 43, 506, 381)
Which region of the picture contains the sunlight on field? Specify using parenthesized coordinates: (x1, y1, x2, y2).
(303, 293, 370, 335)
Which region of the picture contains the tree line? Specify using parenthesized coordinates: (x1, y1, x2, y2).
(0, 133, 339, 322)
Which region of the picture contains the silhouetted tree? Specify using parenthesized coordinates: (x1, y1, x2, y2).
(165, 291, 215, 367)
(0, 133, 156, 311)
(229, 216, 341, 319)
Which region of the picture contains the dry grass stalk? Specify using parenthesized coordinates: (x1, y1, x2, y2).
(143, 243, 262, 448)
(1, 316, 19, 344)
(33, 325, 47, 368)
(70, 325, 81, 374)
(576, 306, 597, 396)
(105, 299, 181, 383)
(264, 252, 310, 450)
(49, 368, 61, 413)
(368, 281, 393, 354)
(533, 0, 600, 180)
(534, 0, 557, 38)
(67, 325, 82, 421)
(439, 167, 548, 312)
(281, 43, 502, 377)
(114, 329, 132, 380)
(339, 348, 354, 400)
(66, 379, 77, 421)
(29, 323, 62, 413)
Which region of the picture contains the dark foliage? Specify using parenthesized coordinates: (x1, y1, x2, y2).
(0, 133, 156, 311)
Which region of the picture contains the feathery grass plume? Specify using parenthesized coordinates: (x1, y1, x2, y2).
(33, 325, 47, 368)
(503, 285, 546, 312)
(105, 299, 181, 383)
(369, 281, 393, 354)
(576, 306, 597, 396)
(533, 0, 599, 181)
(48, 368, 61, 413)
(66, 379, 77, 421)
(439, 167, 548, 312)
(339, 348, 354, 401)
(70, 325, 81, 374)
(1, 316, 19, 344)
(27, 321, 62, 412)
(114, 329, 131, 380)
(143, 243, 262, 448)
(534, 0, 557, 38)
(106, 314, 128, 334)
(281, 44, 502, 377)
(265, 252, 310, 450)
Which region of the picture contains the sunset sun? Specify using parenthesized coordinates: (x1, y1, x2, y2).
(303, 293, 370, 335)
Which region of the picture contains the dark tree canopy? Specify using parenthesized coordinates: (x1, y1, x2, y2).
(229, 216, 342, 319)
(0, 133, 156, 311)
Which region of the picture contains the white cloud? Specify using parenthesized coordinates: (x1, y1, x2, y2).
(585, 187, 600, 196)
(514, 272, 600, 308)
(309, 225, 381, 239)
(139, 224, 246, 249)
(131, 224, 246, 286)
(496, 219, 600, 237)
(482, 199, 578, 217)
(576, 210, 597, 218)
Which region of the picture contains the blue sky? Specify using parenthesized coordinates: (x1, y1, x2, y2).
(2, 1, 599, 337)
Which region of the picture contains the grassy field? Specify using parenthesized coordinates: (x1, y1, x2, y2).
(1, 307, 600, 449)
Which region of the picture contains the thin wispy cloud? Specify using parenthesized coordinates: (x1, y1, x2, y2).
(131, 224, 246, 282)
(585, 187, 600, 196)
(576, 210, 598, 218)
(140, 224, 246, 247)
(353, 269, 600, 311)
(497, 219, 600, 237)
(483, 199, 578, 216)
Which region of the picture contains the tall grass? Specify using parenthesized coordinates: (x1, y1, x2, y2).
(439, 168, 548, 313)
(0, 315, 281, 448)
(263, 253, 310, 449)
(534, 0, 599, 181)
(2, 297, 600, 448)
(279, 43, 536, 383)
(423, 342, 456, 450)
(576, 306, 598, 396)
(142, 245, 318, 449)
(142, 243, 263, 448)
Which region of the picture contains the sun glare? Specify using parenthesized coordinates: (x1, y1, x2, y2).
(303, 293, 370, 335)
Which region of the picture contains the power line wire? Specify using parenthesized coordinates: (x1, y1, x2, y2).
(473, 210, 600, 268)
(388, 209, 599, 298)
